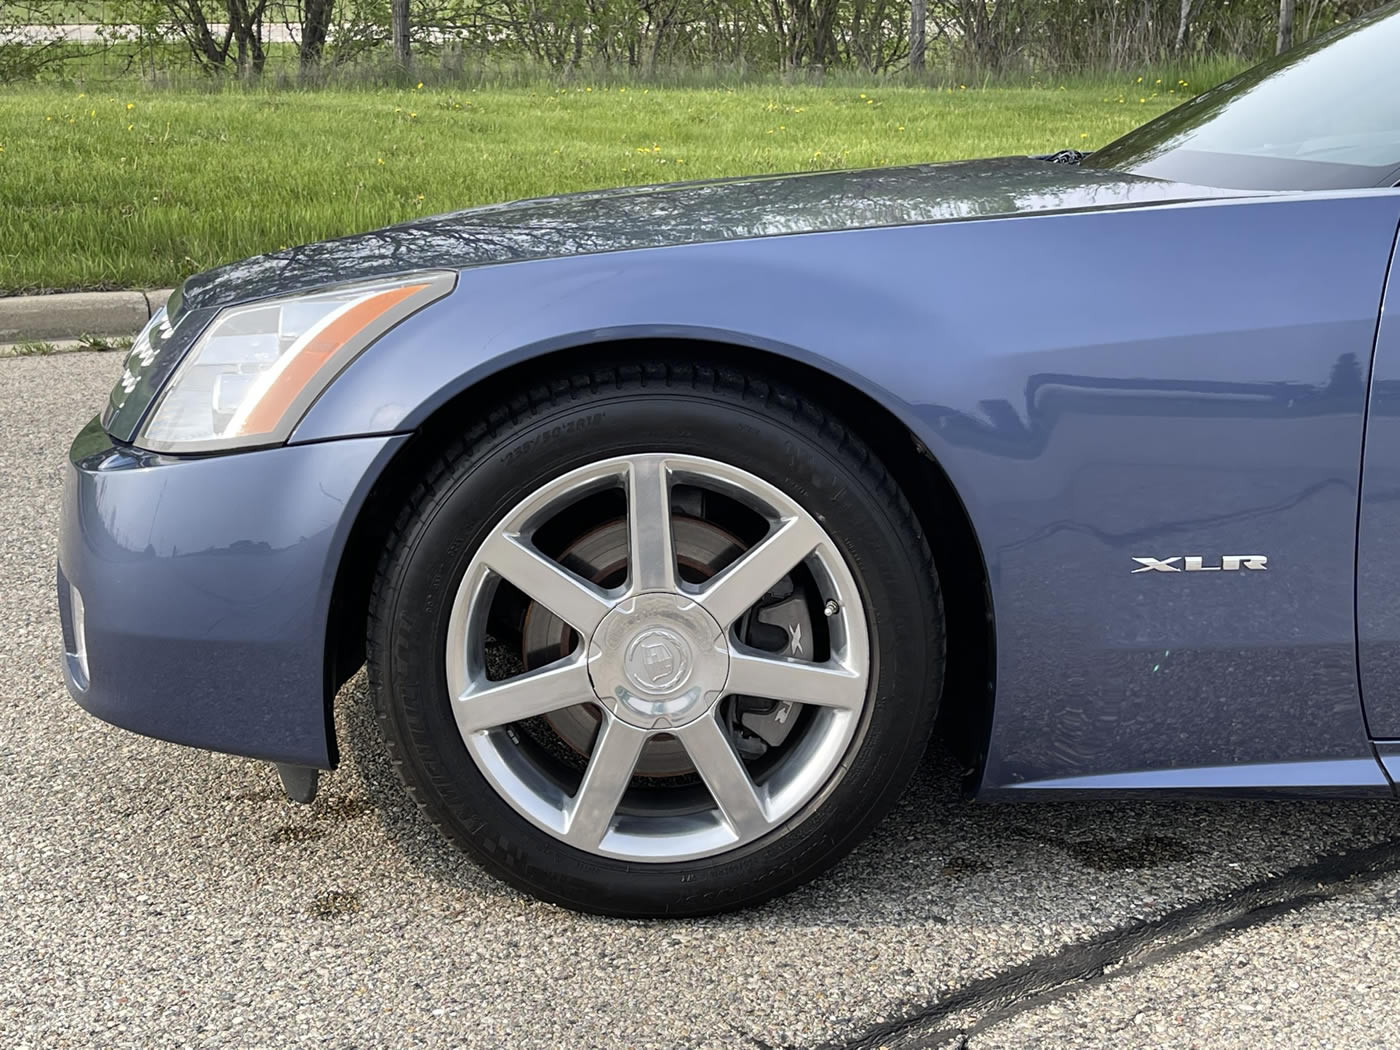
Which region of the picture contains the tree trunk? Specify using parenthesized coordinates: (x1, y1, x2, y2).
(910, 0, 926, 72)
(1276, 0, 1295, 53)
(226, 0, 266, 78)
(300, 0, 334, 72)
(648, 24, 666, 72)
(1173, 0, 1194, 54)
(172, 0, 233, 72)
(391, 0, 410, 68)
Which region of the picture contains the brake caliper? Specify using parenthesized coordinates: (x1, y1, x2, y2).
(730, 576, 815, 758)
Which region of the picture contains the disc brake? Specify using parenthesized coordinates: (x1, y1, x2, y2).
(731, 577, 815, 756)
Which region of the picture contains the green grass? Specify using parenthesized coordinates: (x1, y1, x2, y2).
(73, 331, 133, 350)
(0, 333, 131, 357)
(0, 79, 1191, 292)
(0, 339, 63, 357)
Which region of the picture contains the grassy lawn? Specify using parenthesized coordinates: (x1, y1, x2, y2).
(0, 80, 1187, 293)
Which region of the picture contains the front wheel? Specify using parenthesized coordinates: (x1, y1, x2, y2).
(367, 364, 944, 916)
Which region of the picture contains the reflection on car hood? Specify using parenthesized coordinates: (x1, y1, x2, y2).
(176, 156, 1245, 315)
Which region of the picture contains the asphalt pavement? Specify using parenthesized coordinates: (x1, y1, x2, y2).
(5, 351, 1400, 1049)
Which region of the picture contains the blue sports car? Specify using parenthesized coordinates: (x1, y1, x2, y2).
(59, 6, 1400, 915)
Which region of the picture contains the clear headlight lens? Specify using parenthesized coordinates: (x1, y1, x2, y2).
(136, 271, 454, 453)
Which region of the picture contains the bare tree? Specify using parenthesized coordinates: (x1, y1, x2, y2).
(1277, 0, 1296, 51)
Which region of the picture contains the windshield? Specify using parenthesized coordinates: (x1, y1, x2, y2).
(1086, 4, 1400, 190)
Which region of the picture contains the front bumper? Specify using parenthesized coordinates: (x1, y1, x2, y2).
(58, 417, 404, 768)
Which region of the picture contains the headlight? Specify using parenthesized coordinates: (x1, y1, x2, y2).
(135, 271, 455, 453)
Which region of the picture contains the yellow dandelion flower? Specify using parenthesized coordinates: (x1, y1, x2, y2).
(416, 81, 423, 89)
(1080, 132, 1088, 138)
(409, 111, 417, 118)
(126, 102, 134, 110)
(1136, 76, 1143, 83)
(377, 157, 385, 164)
(897, 125, 905, 131)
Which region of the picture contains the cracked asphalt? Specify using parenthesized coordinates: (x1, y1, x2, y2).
(6, 351, 1400, 1049)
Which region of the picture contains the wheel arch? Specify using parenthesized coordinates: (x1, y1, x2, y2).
(323, 339, 995, 776)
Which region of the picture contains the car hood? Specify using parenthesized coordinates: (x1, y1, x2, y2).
(175, 156, 1245, 316)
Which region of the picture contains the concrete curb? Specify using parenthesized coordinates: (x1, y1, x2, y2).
(0, 289, 174, 344)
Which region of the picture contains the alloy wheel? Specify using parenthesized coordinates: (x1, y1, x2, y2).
(444, 453, 871, 862)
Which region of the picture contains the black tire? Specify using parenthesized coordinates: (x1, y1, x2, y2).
(366, 362, 944, 916)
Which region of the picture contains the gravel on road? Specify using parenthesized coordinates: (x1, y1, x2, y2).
(4, 352, 1399, 1049)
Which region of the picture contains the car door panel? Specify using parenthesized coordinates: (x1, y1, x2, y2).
(1355, 217, 1400, 741)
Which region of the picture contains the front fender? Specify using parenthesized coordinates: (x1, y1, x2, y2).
(291, 240, 938, 448)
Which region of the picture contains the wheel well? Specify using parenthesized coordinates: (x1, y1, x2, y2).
(323, 340, 994, 774)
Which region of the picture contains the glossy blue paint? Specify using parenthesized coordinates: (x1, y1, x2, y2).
(1374, 741, 1400, 784)
(171, 157, 1243, 321)
(58, 417, 404, 768)
(1358, 250, 1400, 737)
(292, 190, 1400, 794)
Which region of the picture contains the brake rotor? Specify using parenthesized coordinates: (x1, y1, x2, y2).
(522, 516, 743, 777)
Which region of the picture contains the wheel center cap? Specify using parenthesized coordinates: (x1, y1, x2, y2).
(623, 627, 693, 695)
(588, 593, 729, 729)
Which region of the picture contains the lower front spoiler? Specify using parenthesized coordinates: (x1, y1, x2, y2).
(58, 417, 405, 769)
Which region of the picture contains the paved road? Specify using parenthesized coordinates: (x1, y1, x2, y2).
(6, 23, 301, 44)
(5, 351, 1400, 1049)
